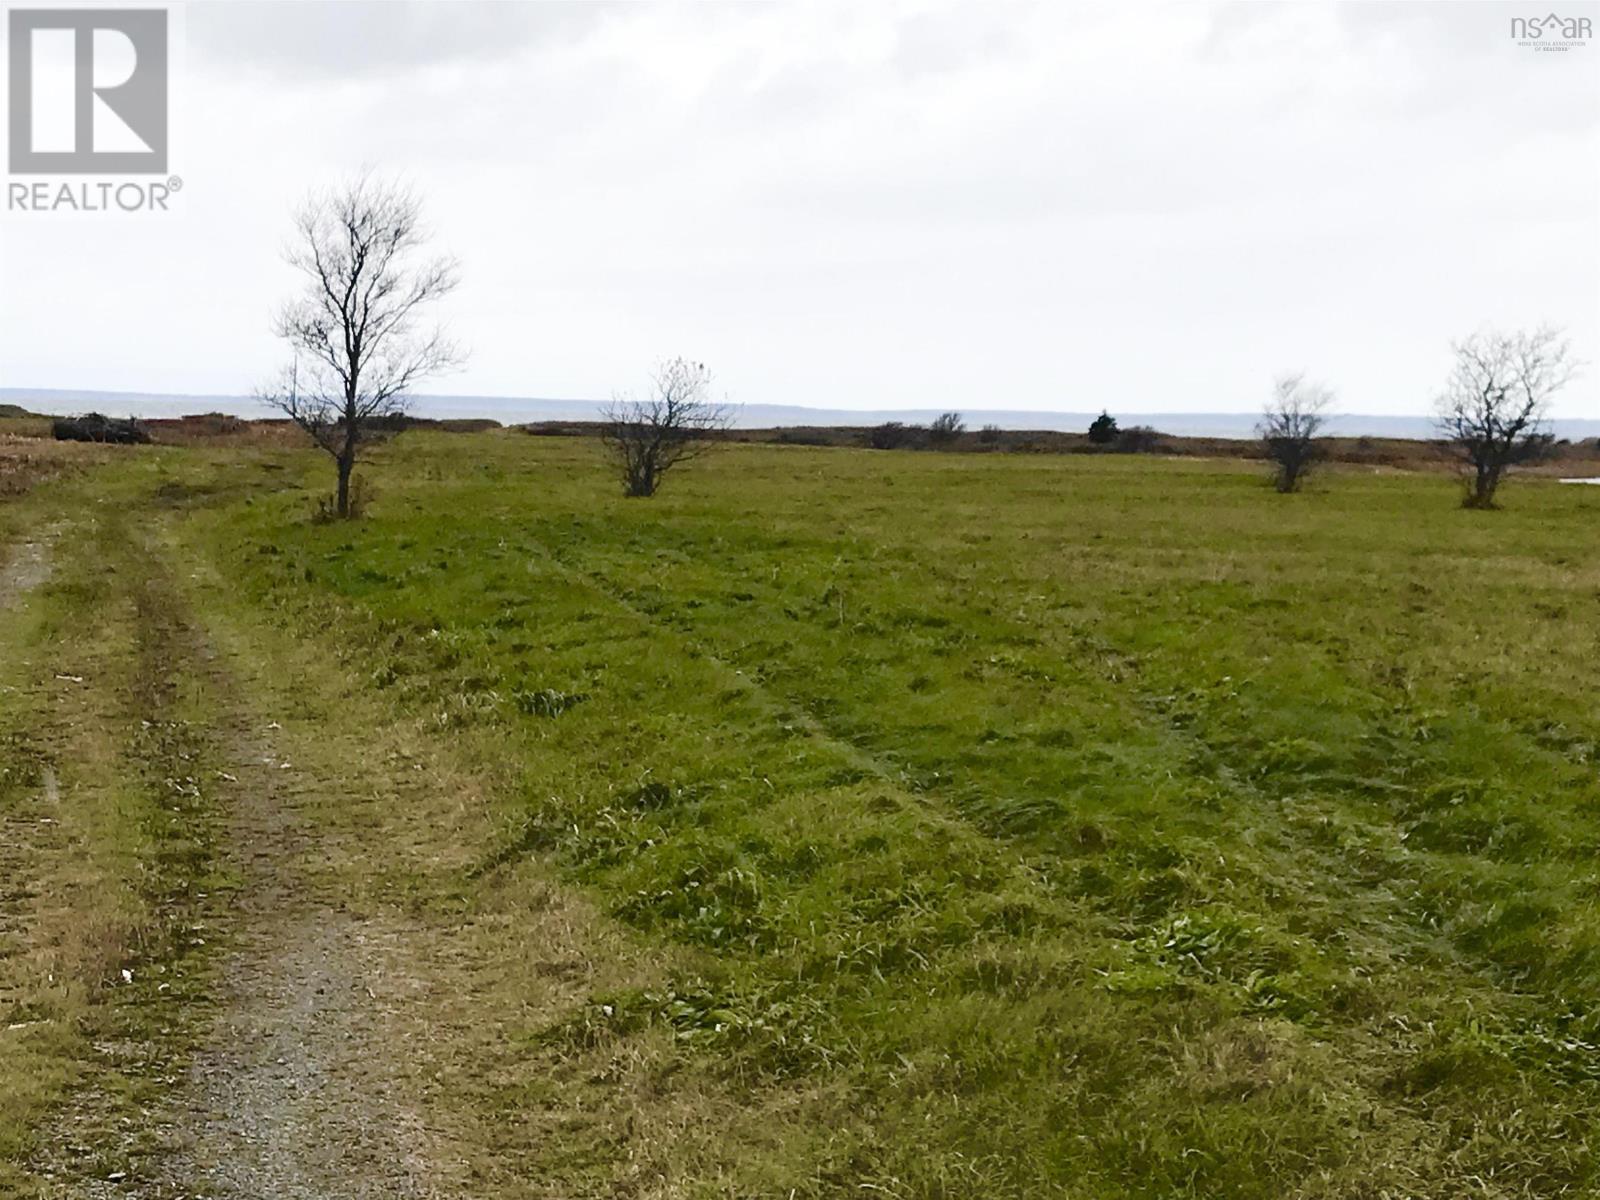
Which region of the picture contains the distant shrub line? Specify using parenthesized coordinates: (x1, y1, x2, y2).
(863, 415, 1171, 455)
(52, 413, 150, 445)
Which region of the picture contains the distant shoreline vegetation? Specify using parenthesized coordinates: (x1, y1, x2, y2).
(4, 390, 1600, 442)
(5, 407, 1600, 476)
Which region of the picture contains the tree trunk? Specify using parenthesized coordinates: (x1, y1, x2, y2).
(336, 410, 360, 518)
(336, 454, 354, 518)
(1469, 459, 1498, 509)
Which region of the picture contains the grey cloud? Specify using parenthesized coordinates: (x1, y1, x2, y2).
(4, 1, 1594, 418)
(189, 0, 623, 80)
(890, 6, 1020, 79)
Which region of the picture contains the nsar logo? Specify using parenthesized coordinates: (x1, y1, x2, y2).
(1510, 11, 1592, 51)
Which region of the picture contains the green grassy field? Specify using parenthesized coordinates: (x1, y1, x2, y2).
(6, 432, 1600, 1197)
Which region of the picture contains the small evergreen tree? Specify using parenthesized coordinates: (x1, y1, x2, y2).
(1088, 411, 1119, 444)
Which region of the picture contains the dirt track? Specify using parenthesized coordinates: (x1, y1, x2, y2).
(26, 530, 471, 1199)
(0, 527, 55, 608)
(8, 497, 663, 1200)
(122, 717, 465, 1199)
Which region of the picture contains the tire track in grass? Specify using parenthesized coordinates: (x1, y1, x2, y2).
(541, 526, 1600, 1194)
(0, 523, 62, 1039)
(523, 534, 1053, 866)
(0, 510, 226, 1196)
(572, 525, 1553, 996)
(528, 530, 1431, 1002)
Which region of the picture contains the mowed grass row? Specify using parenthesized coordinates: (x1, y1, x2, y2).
(175, 433, 1600, 1198)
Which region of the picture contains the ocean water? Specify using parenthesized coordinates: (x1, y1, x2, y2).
(4, 387, 1598, 441)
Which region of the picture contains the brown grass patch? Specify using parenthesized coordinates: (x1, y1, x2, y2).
(0, 436, 105, 499)
(142, 414, 312, 449)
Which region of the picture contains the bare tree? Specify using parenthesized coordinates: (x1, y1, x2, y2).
(1435, 327, 1575, 508)
(1258, 373, 1333, 493)
(600, 358, 732, 497)
(262, 173, 462, 518)
(928, 411, 965, 446)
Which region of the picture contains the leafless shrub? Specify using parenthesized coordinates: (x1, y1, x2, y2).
(1114, 425, 1164, 454)
(1258, 373, 1333, 493)
(312, 474, 372, 523)
(866, 421, 921, 450)
(928, 411, 965, 446)
(261, 172, 463, 518)
(600, 358, 732, 497)
(1435, 327, 1576, 509)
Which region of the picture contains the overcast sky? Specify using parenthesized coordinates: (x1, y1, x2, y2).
(1, 0, 1596, 415)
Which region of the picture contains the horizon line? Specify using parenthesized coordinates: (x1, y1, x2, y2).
(7, 384, 1599, 425)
